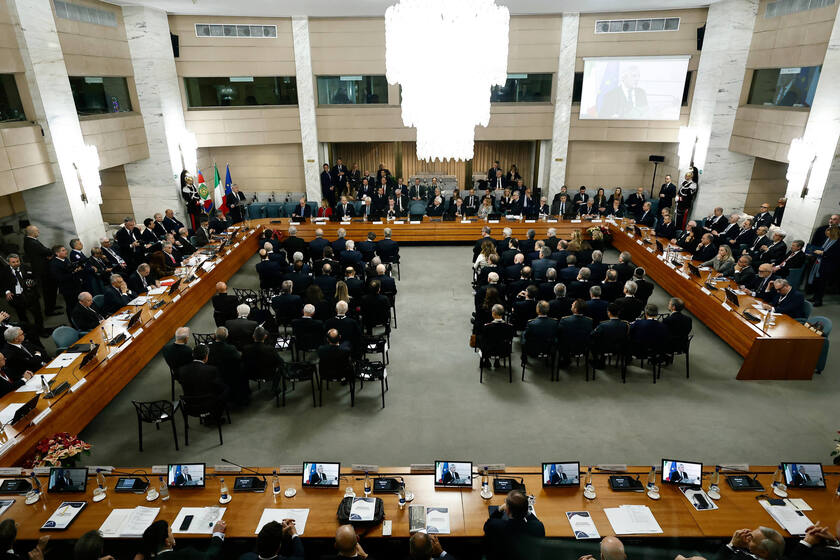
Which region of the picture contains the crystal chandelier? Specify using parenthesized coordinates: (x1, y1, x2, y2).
(385, 0, 509, 162)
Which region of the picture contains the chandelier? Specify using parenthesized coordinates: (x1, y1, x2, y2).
(385, 0, 509, 162)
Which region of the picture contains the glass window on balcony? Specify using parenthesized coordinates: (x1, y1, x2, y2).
(316, 76, 389, 105)
(490, 73, 553, 103)
(0, 74, 26, 123)
(69, 76, 133, 116)
(747, 66, 821, 108)
(183, 77, 298, 107)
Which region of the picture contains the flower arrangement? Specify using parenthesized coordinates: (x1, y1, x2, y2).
(833, 431, 840, 464)
(26, 433, 91, 468)
(587, 224, 612, 248)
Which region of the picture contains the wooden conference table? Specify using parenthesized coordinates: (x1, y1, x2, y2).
(0, 225, 263, 467)
(607, 220, 824, 380)
(3, 465, 839, 541)
(260, 216, 824, 380)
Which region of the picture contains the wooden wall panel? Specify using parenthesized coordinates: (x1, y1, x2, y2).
(99, 165, 132, 225)
(332, 142, 396, 178)
(401, 142, 466, 189)
(473, 141, 533, 186)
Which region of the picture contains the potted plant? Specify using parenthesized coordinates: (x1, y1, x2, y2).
(25, 432, 91, 468)
(833, 431, 840, 465)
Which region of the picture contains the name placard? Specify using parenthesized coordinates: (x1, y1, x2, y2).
(410, 464, 435, 472)
(372, 221, 383, 225)
(722, 303, 732, 311)
(152, 465, 168, 474)
(646, 247, 655, 253)
(476, 463, 506, 472)
(410, 221, 421, 225)
(32, 408, 51, 425)
(69, 378, 87, 392)
(351, 464, 380, 473)
(700, 287, 711, 295)
(0, 467, 22, 476)
(524, 220, 536, 224)
(172, 294, 181, 302)
(277, 465, 303, 474)
(154, 310, 163, 319)
(636, 239, 644, 246)
(571, 219, 582, 223)
(393, 221, 404, 225)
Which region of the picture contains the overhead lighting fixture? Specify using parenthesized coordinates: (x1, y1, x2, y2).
(385, 0, 509, 161)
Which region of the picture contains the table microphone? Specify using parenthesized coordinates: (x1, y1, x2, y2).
(220, 458, 266, 492)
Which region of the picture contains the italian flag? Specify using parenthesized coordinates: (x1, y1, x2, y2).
(214, 163, 227, 215)
(197, 170, 213, 212)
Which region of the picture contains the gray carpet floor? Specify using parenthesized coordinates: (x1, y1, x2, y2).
(79, 246, 840, 469)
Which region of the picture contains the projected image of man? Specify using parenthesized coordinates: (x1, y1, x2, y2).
(600, 66, 648, 118)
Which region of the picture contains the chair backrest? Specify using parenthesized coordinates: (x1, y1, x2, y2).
(799, 300, 814, 321)
(283, 202, 298, 217)
(809, 316, 833, 335)
(179, 394, 220, 416)
(409, 201, 427, 215)
(786, 267, 804, 290)
(92, 294, 105, 309)
(192, 333, 215, 346)
(51, 326, 80, 349)
(132, 400, 175, 422)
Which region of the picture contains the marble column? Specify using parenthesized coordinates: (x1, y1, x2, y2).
(122, 6, 190, 223)
(8, 0, 106, 248)
(292, 16, 322, 203)
(548, 13, 579, 200)
(681, 0, 757, 217)
(778, 11, 840, 243)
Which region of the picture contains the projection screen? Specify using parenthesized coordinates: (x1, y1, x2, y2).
(580, 56, 691, 120)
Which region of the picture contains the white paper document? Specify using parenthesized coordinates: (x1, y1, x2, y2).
(759, 500, 813, 535)
(254, 509, 309, 535)
(147, 287, 167, 296)
(16, 374, 56, 393)
(604, 505, 663, 535)
(0, 499, 14, 518)
(567, 511, 601, 539)
(0, 403, 24, 425)
(45, 353, 82, 370)
(172, 507, 226, 534)
(786, 498, 812, 511)
(99, 507, 159, 538)
(425, 507, 451, 534)
(349, 497, 376, 521)
(127, 296, 149, 306)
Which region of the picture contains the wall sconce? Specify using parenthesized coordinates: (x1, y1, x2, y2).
(786, 137, 816, 199)
(74, 144, 101, 205)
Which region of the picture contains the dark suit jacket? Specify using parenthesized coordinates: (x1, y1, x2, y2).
(614, 296, 644, 322)
(760, 241, 787, 265)
(23, 236, 52, 277)
(772, 289, 806, 318)
(591, 318, 629, 354)
(225, 318, 259, 349)
(479, 321, 514, 356)
(49, 258, 77, 296)
(292, 317, 325, 350)
(483, 510, 546, 560)
(308, 238, 330, 260)
(584, 298, 609, 326)
(521, 316, 558, 352)
(693, 243, 717, 262)
(629, 319, 669, 353)
(324, 316, 362, 357)
(71, 303, 103, 331)
(283, 236, 308, 260)
(115, 226, 144, 260)
(662, 312, 692, 348)
(178, 361, 227, 398)
(242, 342, 282, 380)
(548, 297, 572, 320)
(212, 294, 239, 324)
(127, 271, 153, 295)
(731, 266, 756, 287)
(788, 543, 840, 560)
(163, 216, 185, 234)
(717, 544, 763, 560)
(238, 534, 305, 560)
(655, 221, 676, 239)
(154, 535, 224, 559)
(272, 294, 303, 323)
(612, 262, 634, 284)
(599, 281, 622, 302)
(558, 314, 593, 354)
(102, 285, 133, 315)
(775, 250, 806, 276)
(317, 344, 353, 380)
(2, 342, 48, 380)
(194, 226, 212, 247)
(163, 341, 194, 373)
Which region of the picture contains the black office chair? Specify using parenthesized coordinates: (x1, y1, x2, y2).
(479, 335, 513, 383)
(521, 341, 557, 382)
(317, 356, 355, 407)
(280, 361, 318, 408)
(626, 342, 665, 384)
(291, 325, 324, 362)
(363, 334, 389, 365)
(353, 359, 388, 408)
(383, 254, 401, 280)
(191, 333, 215, 346)
(179, 394, 231, 446)
(590, 336, 628, 381)
(132, 400, 179, 452)
(662, 334, 694, 379)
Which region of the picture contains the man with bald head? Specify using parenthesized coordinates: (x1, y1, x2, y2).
(719, 526, 785, 560)
(409, 531, 456, 560)
(752, 263, 778, 302)
(483, 489, 545, 560)
(71, 291, 104, 331)
(333, 524, 370, 559)
(212, 282, 239, 326)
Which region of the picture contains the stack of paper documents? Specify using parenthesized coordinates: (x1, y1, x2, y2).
(409, 505, 450, 534)
(16, 374, 56, 393)
(566, 511, 600, 539)
(255, 509, 309, 535)
(99, 507, 159, 538)
(759, 500, 813, 535)
(604, 505, 663, 534)
(349, 497, 376, 521)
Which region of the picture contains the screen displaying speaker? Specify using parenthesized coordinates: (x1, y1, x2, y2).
(580, 56, 690, 121)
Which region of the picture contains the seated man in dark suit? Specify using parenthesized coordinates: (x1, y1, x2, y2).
(693, 233, 717, 262)
(334, 196, 356, 220)
(127, 263, 157, 295)
(520, 300, 558, 364)
(637, 201, 655, 227)
(143, 519, 226, 560)
(178, 344, 229, 405)
(162, 208, 185, 234)
(324, 301, 363, 358)
(511, 285, 539, 331)
(631, 267, 654, 304)
(194, 217, 212, 247)
(717, 526, 784, 560)
(764, 278, 805, 318)
(241, 519, 304, 560)
(371, 264, 397, 295)
(567, 267, 592, 301)
(558, 255, 580, 284)
(757, 231, 787, 265)
(71, 291, 104, 332)
(360, 280, 391, 334)
(357, 233, 378, 263)
(317, 329, 354, 383)
(662, 297, 692, 353)
(483, 489, 545, 560)
(209, 326, 247, 406)
(731, 255, 757, 287)
(655, 212, 677, 240)
(584, 285, 609, 326)
(479, 304, 514, 369)
(612, 252, 634, 284)
(614, 281, 645, 322)
(599, 269, 622, 302)
(788, 521, 840, 560)
(212, 282, 239, 327)
(256, 250, 283, 290)
(1, 326, 45, 386)
(771, 239, 806, 278)
(224, 304, 259, 351)
(291, 304, 324, 356)
(175, 227, 197, 256)
(292, 197, 312, 218)
(588, 250, 608, 284)
(752, 264, 778, 302)
(339, 240, 364, 270)
(242, 326, 283, 385)
(557, 299, 593, 364)
(548, 283, 572, 319)
(629, 303, 669, 359)
(163, 326, 193, 377)
(102, 274, 134, 315)
(590, 302, 629, 368)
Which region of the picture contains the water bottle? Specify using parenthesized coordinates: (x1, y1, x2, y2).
(158, 476, 169, 501)
(40, 375, 48, 395)
(481, 467, 489, 494)
(646, 466, 658, 494)
(398, 481, 406, 510)
(272, 470, 281, 495)
(220, 477, 229, 502)
(708, 465, 721, 500)
(363, 472, 371, 497)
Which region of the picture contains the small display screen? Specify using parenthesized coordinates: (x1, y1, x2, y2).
(302, 462, 340, 487)
(167, 464, 205, 488)
(542, 462, 580, 487)
(435, 461, 472, 487)
(662, 459, 703, 486)
(47, 468, 88, 493)
(782, 463, 825, 488)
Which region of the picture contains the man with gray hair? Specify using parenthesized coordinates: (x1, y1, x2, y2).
(332, 228, 348, 255)
(324, 300, 362, 356)
(174, 227, 197, 256)
(224, 304, 258, 351)
(763, 277, 805, 318)
(772, 239, 805, 278)
(309, 228, 329, 260)
(163, 326, 192, 377)
(292, 303, 324, 358)
(71, 291, 103, 331)
(589, 250, 607, 283)
(2, 325, 49, 380)
(102, 273, 133, 315)
(283, 225, 307, 260)
(127, 263, 157, 295)
(613, 251, 634, 284)
(473, 225, 496, 262)
(719, 526, 784, 560)
(614, 280, 644, 322)
(376, 228, 400, 264)
(758, 230, 787, 265)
